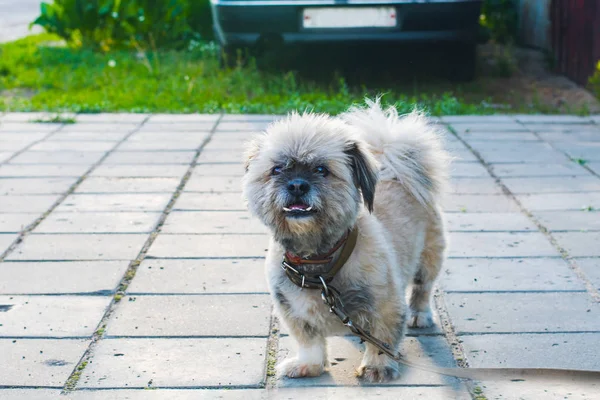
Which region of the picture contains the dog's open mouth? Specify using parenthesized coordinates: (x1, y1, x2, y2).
(283, 202, 315, 217)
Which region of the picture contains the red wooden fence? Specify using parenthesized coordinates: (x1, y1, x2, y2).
(550, 0, 600, 86)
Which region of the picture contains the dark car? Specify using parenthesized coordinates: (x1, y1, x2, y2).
(210, 0, 483, 80)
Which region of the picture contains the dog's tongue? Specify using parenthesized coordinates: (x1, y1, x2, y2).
(288, 203, 308, 210)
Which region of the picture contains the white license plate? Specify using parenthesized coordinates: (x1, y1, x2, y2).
(302, 7, 397, 29)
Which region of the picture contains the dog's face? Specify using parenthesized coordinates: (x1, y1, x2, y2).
(242, 112, 377, 251)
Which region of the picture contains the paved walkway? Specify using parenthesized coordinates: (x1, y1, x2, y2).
(0, 112, 599, 399)
(0, 0, 43, 43)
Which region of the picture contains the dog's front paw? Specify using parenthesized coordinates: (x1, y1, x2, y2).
(357, 364, 399, 383)
(410, 310, 434, 328)
(277, 358, 325, 378)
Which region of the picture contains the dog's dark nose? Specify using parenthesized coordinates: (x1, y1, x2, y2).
(287, 178, 310, 196)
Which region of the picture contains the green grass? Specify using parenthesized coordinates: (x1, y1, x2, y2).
(31, 114, 76, 123)
(0, 34, 568, 115)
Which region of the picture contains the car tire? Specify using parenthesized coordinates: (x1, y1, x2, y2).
(446, 43, 477, 82)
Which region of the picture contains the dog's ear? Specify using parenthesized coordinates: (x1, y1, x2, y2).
(345, 142, 378, 212)
(243, 136, 264, 173)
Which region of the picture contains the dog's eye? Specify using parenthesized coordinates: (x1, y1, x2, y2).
(314, 166, 329, 176)
(272, 166, 283, 175)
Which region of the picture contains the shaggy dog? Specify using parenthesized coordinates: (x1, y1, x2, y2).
(242, 100, 450, 383)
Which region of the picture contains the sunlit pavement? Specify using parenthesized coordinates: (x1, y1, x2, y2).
(0, 0, 43, 43)
(0, 112, 599, 399)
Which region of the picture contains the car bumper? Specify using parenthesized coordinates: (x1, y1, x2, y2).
(211, 0, 483, 46)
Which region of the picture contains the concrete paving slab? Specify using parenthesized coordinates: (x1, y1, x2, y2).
(198, 149, 244, 163)
(0, 233, 17, 253)
(79, 338, 267, 388)
(517, 192, 600, 211)
(447, 232, 559, 257)
(580, 162, 600, 175)
(0, 177, 76, 195)
(449, 163, 490, 178)
(194, 163, 244, 176)
(0, 339, 90, 387)
(1, 113, 73, 123)
(501, 176, 600, 194)
(0, 261, 128, 295)
(525, 124, 597, 133)
(478, 381, 600, 400)
(445, 292, 600, 334)
(515, 115, 593, 124)
(59, 123, 138, 133)
(127, 132, 210, 142)
(448, 148, 479, 162)
(71, 113, 149, 123)
(440, 115, 517, 123)
(0, 295, 110, 337)
(217, 121, 270, 131)
(222, 114, 280, 122)
(1, 132, 48, 142)
(75, 177, 180, 193)
(460, 333, 600, 370)
(103, 151, 194, 165)
(576, 258, 600, 289)
(0, 123, 60, 133)
(553, 143, 600, 162)
(468, 143, 567, 163)
(443, 194, 521, 213)
(0, 165, 90, 177)
(90, 165, 188, 178)
(490, 162, 588, 177)
(0, 141, 36, 152)
(533, 210, 600, 231)
(184, 175, 242, 192)
(538, 130, 600, 143)
(65, 389, 267, 400)
(129, 258, 268, 294)
(118, 140, 204, 151)
(55, 193, 172, 212)
(6, 234, 147, 260)
(147, 234, 268, 258)
(173, 192, 246, 211)
(208, 134, 255, 148)
(461, 132, 540, 142)
(449, 123, 526, 133)
(29, 141, 116, 152)
(440, 258, 585, 292)
(139, 123, 216, 132)
(9, 151, 106, 165)
(107, 294, 271, 337)
(35, 212, 161, 233)
(0, 213, 38, 232)
(0, 151, 14, 162)
(450, 178, 502, 194)
(0, 195, 59, 212)
(162, 211, 266, 234)
(445, 212, 536, 232)
(0, 389, 61, 400)
(146, 114, 219, 123)
(277, 336, 460, 387)
(48, 131, 129, 141)
(553, 232, 600, 257)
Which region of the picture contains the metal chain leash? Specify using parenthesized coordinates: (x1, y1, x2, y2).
(316, 276, 600, 384)
(318, 276, 402, 361)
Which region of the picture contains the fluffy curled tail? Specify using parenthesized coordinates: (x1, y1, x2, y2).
(340, 99, 450, 208)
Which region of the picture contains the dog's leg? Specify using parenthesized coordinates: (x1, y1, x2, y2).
(409, 214, 446, 328)
(277, 318, 328, 379)
(356, 301, 405, 383)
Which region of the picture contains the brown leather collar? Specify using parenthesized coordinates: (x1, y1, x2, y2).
(281, 227, 359, 289)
